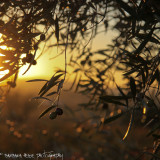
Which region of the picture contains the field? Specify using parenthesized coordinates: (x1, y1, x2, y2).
(0, 80, 154, 160)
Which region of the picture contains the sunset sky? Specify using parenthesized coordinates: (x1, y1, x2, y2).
(18, 27, 120, 82)
(0, 25, 124, 86)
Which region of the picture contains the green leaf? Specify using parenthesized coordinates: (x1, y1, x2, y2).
(38, 105, 56, 119)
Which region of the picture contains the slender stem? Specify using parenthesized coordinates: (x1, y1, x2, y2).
(64, 16, 70, 80)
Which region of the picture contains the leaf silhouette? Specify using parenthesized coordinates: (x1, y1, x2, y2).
(32, 96, 52, 102)
(104, 112, 124, 124)
(26, 79, 48, 82)
(134, 28, 154, 55)
(115, 83, 129, 107)
(130, 77, 136, 100)
(55, 16, 59, 43)
(149, 69, 159, 85)
(100, 94, 132, 106)
(57, 79, 64, 93)
(40, 74, 63, 97)
(69, 73, 78, 90)
(38, 105, 56, 119)
(39, 81, 49, 95)
(115, 0, 137, 17)
(88, 2, 96, 10)
(0, 68, 19, 82)
(123, 68, 138, 76)
(46, 91, 57, 97)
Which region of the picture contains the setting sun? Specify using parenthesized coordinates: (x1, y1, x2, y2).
(0, 42, 10, 79)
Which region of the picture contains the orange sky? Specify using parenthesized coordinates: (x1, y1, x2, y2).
(0, 26, 124, 86)
(18, 28, 120, 80)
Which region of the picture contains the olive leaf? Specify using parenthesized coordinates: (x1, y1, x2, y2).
(104, 112, 124, 124)
(55, 16, 59, 43)
(130, 77, 136, 101)
(26, 79, 48, 82)
(40, 74, 63, 97)
(38, 105, 56, 119)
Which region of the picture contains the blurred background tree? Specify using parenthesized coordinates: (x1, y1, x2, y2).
(0, 0, 160, 159)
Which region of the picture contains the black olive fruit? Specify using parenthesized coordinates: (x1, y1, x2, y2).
(40, 34, 45, 41)
(56, 108, 63, 115)
(80, 60, 86, 66)
(32, 60, 37, 65)
(49, 112, 57, 120)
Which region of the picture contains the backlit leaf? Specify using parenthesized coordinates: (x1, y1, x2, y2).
(123, 111, 134, 140)
(40, 74, 63, 97)
(130, 77, 136, 100)
(26, 79, 48, 82)
(32, 96, 52, 102)
(104, 112, 124, 124)
(38, 105, 56, 119)
(46, 91, 57, 97)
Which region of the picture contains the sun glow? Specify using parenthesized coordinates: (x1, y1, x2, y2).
(0, 34, 10, 80)
(0, 45, 7, 50)
(0, 69, 9, 79)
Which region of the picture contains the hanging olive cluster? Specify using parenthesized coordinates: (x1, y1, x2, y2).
(22, 34, 46, 66)
(49, 107, 63, 120)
